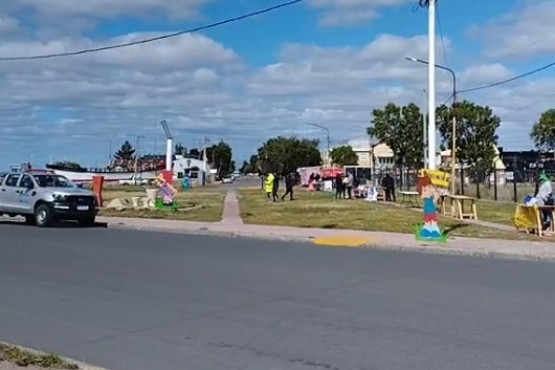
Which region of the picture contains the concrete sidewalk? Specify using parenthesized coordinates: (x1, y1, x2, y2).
(96, 215, 555, 262)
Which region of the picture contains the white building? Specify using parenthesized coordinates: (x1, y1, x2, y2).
(334, 136, 396, 170)
(172, 155, 213, 185)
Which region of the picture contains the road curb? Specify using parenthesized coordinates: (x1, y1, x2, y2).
(104, 221, 555, 263)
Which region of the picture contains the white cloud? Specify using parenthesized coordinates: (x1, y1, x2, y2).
(0, 15, 19, 35)
(476, 1, 555, 59)
(459, 63, 513, 87)
(249, 34, 452, 98)
(3, 0, 216, 21)
(0, 20, 549, 166)
(309, 0, 413, 26)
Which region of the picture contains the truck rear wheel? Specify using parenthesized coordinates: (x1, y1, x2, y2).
(35, 204, 53, 227)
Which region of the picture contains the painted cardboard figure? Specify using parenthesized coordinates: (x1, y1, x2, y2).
(416, 175, 446, 242)
(155, 174, 177, 206)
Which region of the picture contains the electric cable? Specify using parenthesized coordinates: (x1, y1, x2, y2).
(0, 0, 307, 61)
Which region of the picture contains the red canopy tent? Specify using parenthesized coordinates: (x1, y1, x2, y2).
(321, 167, 343, 178)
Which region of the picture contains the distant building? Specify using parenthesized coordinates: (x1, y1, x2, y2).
(172, 155, 213, 185)
(334, 136, 393, 169)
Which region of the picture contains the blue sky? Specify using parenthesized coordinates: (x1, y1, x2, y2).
(0, 0, 554, 169)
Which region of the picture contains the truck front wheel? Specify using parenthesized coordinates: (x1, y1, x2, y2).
(35, 204, 53, 227)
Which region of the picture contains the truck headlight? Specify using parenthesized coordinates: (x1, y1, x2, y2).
(53, 194, 67, 202)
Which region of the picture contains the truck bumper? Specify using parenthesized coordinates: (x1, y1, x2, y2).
(52, 204, 98, 220)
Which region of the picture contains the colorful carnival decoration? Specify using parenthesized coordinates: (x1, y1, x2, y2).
(415, 169, 449, 242)
(154, 173, 179, 210)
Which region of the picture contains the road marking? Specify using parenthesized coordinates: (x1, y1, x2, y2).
(313, 236, 377, 248)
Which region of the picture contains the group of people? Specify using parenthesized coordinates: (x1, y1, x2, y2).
(334, 172, 355, 199)
(264, 172, 297, 202)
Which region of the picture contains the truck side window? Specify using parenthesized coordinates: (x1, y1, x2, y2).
(4, 174, 21, 187)
(19, 175, 33, 189)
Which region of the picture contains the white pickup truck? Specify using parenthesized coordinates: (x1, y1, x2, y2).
(0, 171, 98, 227)
(118, 175, 149, 186)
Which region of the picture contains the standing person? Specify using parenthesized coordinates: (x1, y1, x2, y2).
(271, 172, 280, 202)
(345, 172, 354, 199)
(282, 172, 296, 201)
(334, 173, 343, 199)
(381, 173, 395, 202)
(536, 171, 553, 230)
(264, 172, 275, 200)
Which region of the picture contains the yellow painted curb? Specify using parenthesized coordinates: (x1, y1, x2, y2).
(313, 236, 376, 248)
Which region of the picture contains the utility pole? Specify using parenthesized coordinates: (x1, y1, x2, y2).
(422, 88, 428, 168)
(512, 156, 518, 203)
(428, 0, 436, 169)
(134, 135, 141, 176)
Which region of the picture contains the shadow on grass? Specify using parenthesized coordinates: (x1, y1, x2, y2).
(443, 223, 470, 236)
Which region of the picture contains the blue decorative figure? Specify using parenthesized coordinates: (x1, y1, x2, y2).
(182, 175, 190, 190)
(416, 175, 446, 242)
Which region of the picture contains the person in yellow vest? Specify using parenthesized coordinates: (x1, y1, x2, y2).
(265, 172, 275, 200)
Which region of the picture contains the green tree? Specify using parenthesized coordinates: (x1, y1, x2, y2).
(50, 161, 84, 170)
(258, 136, 322, 174)
(367, 102, 424, 169)
(174, 143, 187, 155)
(530, 109, 555, 153)
(240, 154, 260, 173)
(239, 160, 249, 173)
(206, 140, 233, 177)
(189, 148, 201, 158)
(330, 145, 358, 166)
(436, 100, 500, 196)
(113, 140, 136, 160)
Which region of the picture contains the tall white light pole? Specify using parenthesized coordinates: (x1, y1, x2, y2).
(160, 120, 173, 172)
(428, 0, 436, 169)
(422, 88, 427, 168)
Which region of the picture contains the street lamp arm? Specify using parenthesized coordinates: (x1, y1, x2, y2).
(405, 55, 457, 102)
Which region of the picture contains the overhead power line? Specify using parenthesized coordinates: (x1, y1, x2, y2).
(458, 60, 555, 94)
(0, 0, 306, 61)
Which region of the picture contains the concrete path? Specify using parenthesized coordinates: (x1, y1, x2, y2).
(2, 225, 555, 370)
(96, 215, 555, 262)
(220, 190, 243, 226)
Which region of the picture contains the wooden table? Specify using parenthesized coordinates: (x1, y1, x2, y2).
(514, 205, 555, 237)
(399, 191, 420, 207)
(441, 194, 478, 220)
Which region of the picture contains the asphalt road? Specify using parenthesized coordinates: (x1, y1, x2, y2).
(1, 225, 555, 370)
(218, 175, 263, 189)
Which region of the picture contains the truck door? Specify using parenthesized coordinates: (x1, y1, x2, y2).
(0, 174, 22, 211)
(17, 174, 36, 213)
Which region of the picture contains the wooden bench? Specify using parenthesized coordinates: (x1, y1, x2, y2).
(399, 191, 420, 207)
(442, 194, 478, 220)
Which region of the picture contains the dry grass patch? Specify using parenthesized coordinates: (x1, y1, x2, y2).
(99, 189, 225, 222)
(0, 343, 78, 369)
(237, 189, 537, 240)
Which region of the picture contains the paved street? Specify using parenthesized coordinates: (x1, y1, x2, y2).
(1, 225, 555, 370)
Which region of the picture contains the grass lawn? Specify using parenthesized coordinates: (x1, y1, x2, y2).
(99, 187, 225, 222)
(0, 342, 78, 369)
(475, 201, 517, 226)
(237, 189, 537, 240)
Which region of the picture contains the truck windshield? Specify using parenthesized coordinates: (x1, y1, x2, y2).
(32, 174, 75, 188)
